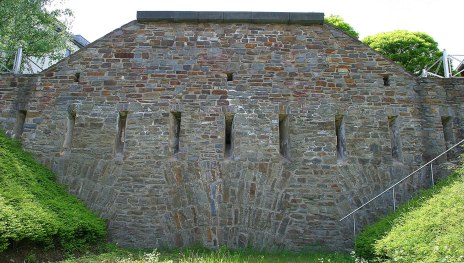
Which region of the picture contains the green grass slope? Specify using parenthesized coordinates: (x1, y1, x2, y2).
(0, 131, 106, 253)
(355, 172, 462, 259)
(374, 172, 464, 262)
(61, 244, 353, 263)
(356, 167, 464, 262)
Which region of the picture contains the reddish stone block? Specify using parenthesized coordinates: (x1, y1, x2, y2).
(325, 48, 336, 54)
(114, 52, 134, 58)
(88, 72, 106, 77)
(245, 43, 257, 48)
(45, 72, 55, 77)
(293, 91, 307, 97)
(212, 89, 227, 95)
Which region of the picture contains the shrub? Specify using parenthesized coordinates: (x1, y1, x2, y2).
(0, 131, 106, 253)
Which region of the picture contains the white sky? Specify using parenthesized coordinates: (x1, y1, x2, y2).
(66, 0, 463, 56)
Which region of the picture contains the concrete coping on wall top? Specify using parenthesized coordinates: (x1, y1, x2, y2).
(137, 11, 324, 25)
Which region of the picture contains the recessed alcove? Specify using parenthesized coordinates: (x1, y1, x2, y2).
(279, 114, 289, 158)
(115, 111, 128, 157)
(224, 113, 235, 159)
(61, 110, 76, 155)
(170, 112, 182, 155)
(14, 110, 27, 139)
(335, 115, 347, 162)
(388, 115, 402, 162)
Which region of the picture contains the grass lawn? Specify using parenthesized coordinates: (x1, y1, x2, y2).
(60, 244, 353, 263)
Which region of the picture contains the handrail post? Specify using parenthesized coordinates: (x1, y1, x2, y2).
(431, 162, 434, 186)
(443, 49, 450, 78)
(392, 187, 396, 211)
(352, 214, 356, 241)
(13, 47, 22, 74)
(421, 69, 428, 78)
(339, 138, 464, 222)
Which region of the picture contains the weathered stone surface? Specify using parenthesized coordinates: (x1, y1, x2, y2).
(137, 11, 324, 25)
(0, 15, 463, 251)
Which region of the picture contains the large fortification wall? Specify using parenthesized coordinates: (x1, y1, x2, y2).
(1, 12, 463, 250)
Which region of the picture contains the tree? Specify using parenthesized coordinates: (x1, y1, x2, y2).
(0, 0, 73, 71)
(362, 30, 442, 73)
(325, 15, 359, 39)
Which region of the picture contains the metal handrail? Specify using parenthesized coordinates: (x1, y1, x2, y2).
(339, 138, 464, 222)
(24, 56, 44, 73)
(0, 48, 22, 73)
(0, 50, 16, 73)
(1, 48, 47, 74)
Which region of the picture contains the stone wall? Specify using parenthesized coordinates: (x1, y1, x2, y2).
(1, 16, 464, 250)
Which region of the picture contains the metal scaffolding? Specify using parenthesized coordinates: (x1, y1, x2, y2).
(421, 49, 464, 78)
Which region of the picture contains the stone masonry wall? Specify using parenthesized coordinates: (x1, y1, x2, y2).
(1, 18, 464, 250)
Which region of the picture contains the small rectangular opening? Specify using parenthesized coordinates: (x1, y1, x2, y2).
(115, 111, 128, 157)
(388, 116, 402, 161)
(226, 73, 233, 82)
(225, 113, 235, 158)
(170, 112, 181, 155)
(335, 115, 347, 162)
(279, 114, 289, 158)
(61, 111, 76, 154)
(74, 72, 80, 82)
(14, 110, 27, 139)
(383, 76, 390, 86)
(441, 116, 455, 160)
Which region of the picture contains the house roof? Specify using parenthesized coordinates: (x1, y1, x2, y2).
(72, 35, 90, 48)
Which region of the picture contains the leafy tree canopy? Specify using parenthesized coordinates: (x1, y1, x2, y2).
(325, 15, 359, 39)
(362, 30, 442, 73)
(0, 0, 73, 61)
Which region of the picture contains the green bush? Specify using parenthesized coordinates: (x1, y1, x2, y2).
(0, 131, 106, 253)
(374, 173, 464, 262)
(355, 171, 461, 259)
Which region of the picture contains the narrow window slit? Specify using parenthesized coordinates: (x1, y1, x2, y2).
(388, 116, 402, 161)
(279, 114, 289, 158)
(441, 116, 455, 160)
(14, 110, 27, 139)
(61, 110, 76, 154)
(170, 112, 181, 155)
(335, 115, 347, 162)
(226, 73, 233, 82)
(225, 113, 235, 158)
(115, 111, 128, 158)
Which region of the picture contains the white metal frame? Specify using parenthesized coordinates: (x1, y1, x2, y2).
(421, 49, 464, 78)
(1, 47, 45, 74)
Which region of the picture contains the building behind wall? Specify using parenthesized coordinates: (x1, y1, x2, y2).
(0, 11, 463, 250)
